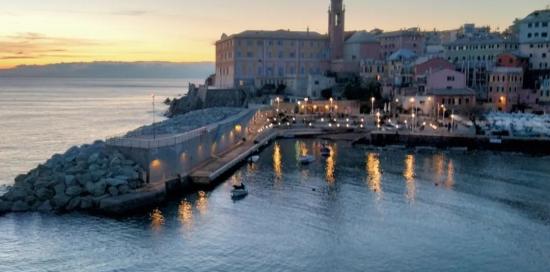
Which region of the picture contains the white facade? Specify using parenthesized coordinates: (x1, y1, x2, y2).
(518, 9, 550, 70)
(540, 79, 550, 103)
(307, 75, 336, 98)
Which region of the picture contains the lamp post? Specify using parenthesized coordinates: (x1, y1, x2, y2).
(410, 97, 416, 130)
(275, 97, 280, 113)
(304, 97, 309, 116)
(371, 97, 375, 115)
(151, 93, 156, 139)
(329, 97, 334, 113)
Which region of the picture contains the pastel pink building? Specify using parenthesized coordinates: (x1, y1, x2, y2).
(426, 68, 467, 91)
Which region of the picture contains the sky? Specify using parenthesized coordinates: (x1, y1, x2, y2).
(0, 0, 547, 69)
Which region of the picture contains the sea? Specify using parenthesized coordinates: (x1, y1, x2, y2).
(0, 78, 549, 272)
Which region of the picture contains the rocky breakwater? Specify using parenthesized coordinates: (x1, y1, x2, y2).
(0, 141, 146, 215)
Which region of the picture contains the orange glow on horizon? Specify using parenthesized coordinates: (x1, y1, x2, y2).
(0, 0, 540, 69)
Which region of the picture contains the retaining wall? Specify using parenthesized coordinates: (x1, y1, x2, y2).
(107, 108, 266, 184)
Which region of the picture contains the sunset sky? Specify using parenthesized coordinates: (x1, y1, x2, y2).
(0, 0, 545, 69)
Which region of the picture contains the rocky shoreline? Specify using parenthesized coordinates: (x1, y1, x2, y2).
(0, 107, 249, 216)
(0, 141, 146, 214)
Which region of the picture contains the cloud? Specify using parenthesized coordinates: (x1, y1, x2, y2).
(0, 33, 104, 61)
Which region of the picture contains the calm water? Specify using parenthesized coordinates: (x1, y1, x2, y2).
(0, 77, 198, 187)
(1, 79, 550, 271)
(1, 138, 550, 271)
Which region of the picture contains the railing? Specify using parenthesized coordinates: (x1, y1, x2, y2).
(106, 108, 263, 149)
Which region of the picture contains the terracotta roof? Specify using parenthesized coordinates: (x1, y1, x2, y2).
(217, 30, 327, 43)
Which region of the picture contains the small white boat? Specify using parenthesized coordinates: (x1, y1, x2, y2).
(248, 155, 260, 163)
(298, 155, 315, 165)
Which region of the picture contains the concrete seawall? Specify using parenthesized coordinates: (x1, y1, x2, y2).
(370, 131, 550, 154)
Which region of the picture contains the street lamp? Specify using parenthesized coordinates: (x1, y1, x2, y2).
(371, 97, 375, 115)
(151, 93, 156, 139)
(275, 97, 280, 113)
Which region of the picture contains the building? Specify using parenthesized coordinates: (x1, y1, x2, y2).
(214, 30, 331, 95)
(518, 9, 550, 70)
(215, 0, 352, 96)
(329, 0, 345, 62)
(379, 28, 425, 59)
(306, 75, 336, 98)
(360, 59, 385, 81)
(427, 88, 477, 113)
(488, 67, 524, 112)
(496, 51, 529, 69)
(414, 57, 455, 92)
(540, 78, 550, 104)
(426, 68, 467, 91)
(387, 49, 417, 87)
(444, 34, 518, 100)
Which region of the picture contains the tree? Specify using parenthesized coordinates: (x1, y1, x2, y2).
(343, 78, 381, 102)
(321, 88, 333, 100)
(276, 84, 287, 95)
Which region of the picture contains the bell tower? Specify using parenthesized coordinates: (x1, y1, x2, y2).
(329, 0, 345, 61)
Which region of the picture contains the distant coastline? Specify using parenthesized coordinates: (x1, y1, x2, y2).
(0, 61, 214, 79)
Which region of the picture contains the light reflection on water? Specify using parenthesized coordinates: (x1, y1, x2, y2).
(404, 154, 416, 202)
(1, 139, 550, 272)
(178, 200, 193, 231)
(325, 144, 336, 184)
(150, 208, 165, 232)
(366, 153, 382, 197)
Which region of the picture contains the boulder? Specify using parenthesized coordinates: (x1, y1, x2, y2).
(37, 201, 53, 212)
(14, 174, 27, 184)
(108, 186, 119, 197)
(110, 157, 122, 167)
(118, 184, 130, 195)
(25, 195, 37, 206)
(66, 197, 81, 211)
(88, 153, 100, 164)
(90, 180, 107, 197)
(91, 170, 107, 182)
(80, 197, 94, 210)
(35, 187, 54, 201)
(122, 160, 134, 166)
(2, 187, 28, 202)
(11, 200, 30, 212)
(65, 186, 83, 197)
(52, 194, 71, 210)
(77, 173, 92, 186)
(118, 167, 139, 180)
(34, 177, 56, 190)
(128, 180, 138, 189)
(64, 175, 76, 186)
(0, 200, 12, 214)
(54, 183, 66, 196)
(105, 178, 127, 187)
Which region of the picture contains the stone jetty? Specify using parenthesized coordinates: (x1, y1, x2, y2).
(0, 141, 146, 214)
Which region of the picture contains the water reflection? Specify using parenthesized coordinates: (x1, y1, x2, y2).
(366, 153, 382, 196)
(178, 200, 193, 230)
(196, 191, 208, 215)
(297, 141, 309, 157)
(150, 208, 165, 232)
(433, 154, 445, 186)
(404, 154, 416, 201)
(446, 160, 455, 189)
(247, 162, 257, 173)
(273, 142, 282, 180)
(325, 144, 336, 184)
(231, 170, 243, 186)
